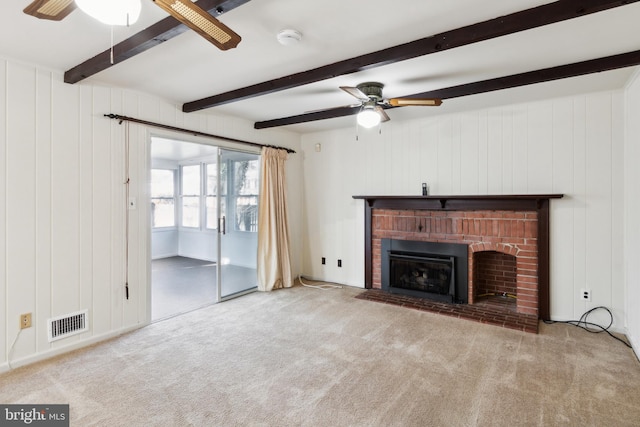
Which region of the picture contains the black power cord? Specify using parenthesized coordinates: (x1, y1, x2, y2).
(543, 306, 632, 349)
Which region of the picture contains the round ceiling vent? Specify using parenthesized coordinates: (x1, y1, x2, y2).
(277, 29, 302, 46)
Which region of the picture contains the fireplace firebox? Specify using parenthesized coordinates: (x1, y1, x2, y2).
(381, 239, 468, 304)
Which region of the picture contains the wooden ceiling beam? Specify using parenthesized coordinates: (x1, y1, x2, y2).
(254, 106, 362, 129)
(401, 50, 640, 101)
(253, 50, 640, 129)
(184, 0, 639, 112)
(64, 0, 250, 84)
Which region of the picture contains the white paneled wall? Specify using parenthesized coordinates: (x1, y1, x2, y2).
(301, 90, 627, 330)
(624, 71, 640, 355)
(0, 63, 5, 363)
(0, 57, 302, 370)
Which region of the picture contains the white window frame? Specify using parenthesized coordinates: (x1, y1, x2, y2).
(179, 163, 202, 230)
(151, 168, 177, 230)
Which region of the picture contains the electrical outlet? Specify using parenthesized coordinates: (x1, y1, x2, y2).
(20, 313, 32, 329)
(338, 259, 342, 267)
(580, 289, 591, 301)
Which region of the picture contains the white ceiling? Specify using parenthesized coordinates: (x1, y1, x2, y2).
(2, 0, 640, 133)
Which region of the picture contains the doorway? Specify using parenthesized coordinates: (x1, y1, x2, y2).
(150, 136, 260, 321)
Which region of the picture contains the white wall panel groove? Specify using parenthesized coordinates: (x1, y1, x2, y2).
(35, 69, 52, 353)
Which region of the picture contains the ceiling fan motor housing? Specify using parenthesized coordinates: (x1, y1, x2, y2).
(357, 82, 384, 101)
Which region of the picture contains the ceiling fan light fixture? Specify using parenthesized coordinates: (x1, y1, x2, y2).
(357, 107, 381, 129)
(76, 0, 141, 26)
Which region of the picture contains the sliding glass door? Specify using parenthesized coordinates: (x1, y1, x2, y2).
(217, 148, 260, 299)
(150, 137, 259, 320)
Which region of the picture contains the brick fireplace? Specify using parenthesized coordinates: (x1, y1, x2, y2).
(373, 209, 538, 315)
(353, 195, 563, 320)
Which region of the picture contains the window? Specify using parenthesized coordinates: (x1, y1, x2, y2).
(230, 159, 259, 232)
(171, 155, 258, 232)
(150, 169, 176, 228)
(181, 164, 200, 228)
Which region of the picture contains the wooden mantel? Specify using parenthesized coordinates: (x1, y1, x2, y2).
(353, 194, 564, 210)
(352, 194, 563, 320)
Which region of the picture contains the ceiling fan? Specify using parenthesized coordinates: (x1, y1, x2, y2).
(253, 82, 443, 130)
(334, 82, 442, 128)
(23, 0, 241, 51)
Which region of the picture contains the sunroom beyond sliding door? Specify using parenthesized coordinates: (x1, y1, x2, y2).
(217, 149, 260, 299)
(150, 137, 260, 321)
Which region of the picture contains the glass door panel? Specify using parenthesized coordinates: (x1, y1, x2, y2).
(218, 148, 260, 299)
(150, 137, 219, 321)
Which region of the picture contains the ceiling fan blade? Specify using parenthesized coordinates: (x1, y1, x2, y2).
(340, 86, 370, 102)
(152, 0, 241, 51)
(387, 98, 443, 107)
(255, 105, 362, 129)
(24, 0, 76, 21)
(387, 98, 442, 107)
(375, 106, 391, 122)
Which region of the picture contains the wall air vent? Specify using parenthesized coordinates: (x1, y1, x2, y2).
(47, 309, 89, 342)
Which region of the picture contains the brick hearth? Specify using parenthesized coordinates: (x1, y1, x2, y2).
(355, 289, 539, 333)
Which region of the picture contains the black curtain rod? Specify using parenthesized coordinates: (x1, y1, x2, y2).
(104, 114, 296, 154)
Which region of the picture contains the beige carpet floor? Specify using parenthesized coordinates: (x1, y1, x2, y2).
(1, 285, 639, 426)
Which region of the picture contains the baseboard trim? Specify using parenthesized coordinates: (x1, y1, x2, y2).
(151, 253, 179, 260)
(626, 330, 640, 362)
(297, 274, 364, 289)
(0, 323, 146, 374)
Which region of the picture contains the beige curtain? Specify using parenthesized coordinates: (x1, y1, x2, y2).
(257, 147, 293, 291)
